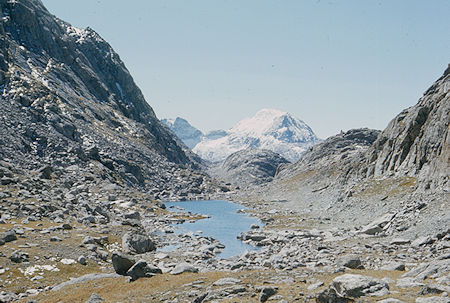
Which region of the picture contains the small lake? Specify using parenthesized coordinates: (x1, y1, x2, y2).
(165, 200, 263, 259)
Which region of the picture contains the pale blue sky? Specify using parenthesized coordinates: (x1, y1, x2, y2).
(42, 0, 449, 138)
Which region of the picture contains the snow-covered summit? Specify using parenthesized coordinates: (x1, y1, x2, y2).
(193, 109, 320, 162)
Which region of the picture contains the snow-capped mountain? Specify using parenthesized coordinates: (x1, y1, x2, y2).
(161, 117, 203, 149)
(193, 109, 320, 162)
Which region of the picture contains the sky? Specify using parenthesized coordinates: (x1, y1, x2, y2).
(42, 0, 449, 139)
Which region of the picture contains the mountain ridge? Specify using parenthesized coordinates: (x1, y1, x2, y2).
(0, 0, 219, 198)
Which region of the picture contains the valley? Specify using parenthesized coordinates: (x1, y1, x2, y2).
(0, 0, 448, 302)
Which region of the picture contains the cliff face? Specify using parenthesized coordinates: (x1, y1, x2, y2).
(363, 66, 450, 192)
(0, 0, 215, 196)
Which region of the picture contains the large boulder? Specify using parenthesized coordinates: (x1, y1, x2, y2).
(111, 252, 135, 275)
(122, 232, 156, 255)
(126, 260, 162, 281)
(330, 274, 389, 298)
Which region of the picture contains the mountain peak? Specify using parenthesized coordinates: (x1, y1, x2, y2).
(193, 109, 320, 162)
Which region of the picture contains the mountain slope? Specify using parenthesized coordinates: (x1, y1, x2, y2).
(161, 117, 203, 149)
(209, 149, 290, 186)
(0, 0, 217, 198)
(193, 109, 320, 162)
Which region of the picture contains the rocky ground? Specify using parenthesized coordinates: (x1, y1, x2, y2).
(1, 177, 448, 302)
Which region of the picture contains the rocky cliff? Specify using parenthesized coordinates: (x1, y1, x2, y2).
(362, 65, 450, 192)
(0, 0, 217, 198)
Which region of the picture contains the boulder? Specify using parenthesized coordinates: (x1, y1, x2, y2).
(360, 213, 395, 235)
(2, 230, 17, 242)
(336, 255, 363, 269)
(9, 250, 29, 263)
(170, 262, 198, 275)
(331, 274, 389, 298)
(122, 232, 156, 254)
(411, 236, 433, 247)
(111, 252, 136, 275)
(213, 277, 242, 286)
(126, 260, 162, 281)
(259, 287, 278, 302)
(381, 261, 405, 271)
(78, 255, 87, 266)
(85, 293, 104, 303)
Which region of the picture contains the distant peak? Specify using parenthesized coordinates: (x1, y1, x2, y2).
(254, 108, 287, 118)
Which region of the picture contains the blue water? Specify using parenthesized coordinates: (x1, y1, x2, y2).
(165, 200, 262, 259)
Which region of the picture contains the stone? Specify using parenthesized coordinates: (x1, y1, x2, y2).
(259, 286, 278, 302)
(9, 250, 29, 263)
(330, 274, 389, 298)
(396, 277, 425, 288)
(62, 223, 73, 230)
(124, 211, 140, 220)
(122, 232, 156, 254)
(411, 236, 433, 247)
(415, 297, 449, 303)
(39, 165, 53, 180)
(126, 260, 162, 281)
(336, 255, 363, 269)
(0, 292, 18, 303)
(377, 299, 405, 303)
(390, 238, 410, 245)
(381, 261, 405, 271)
(2, 230, 17, 242)
(78, 256, 87, 266)
(360, 213, 395, 235)
(95, 249, 108, 261)
(170, 262, 198, 275)
(111, 252, 136, 276)
(213, 278, 242, 286)
(316, 289, 349, 303)
(85, 293, 104, 303)
(403, 259, 450, 281)
(308, 281, 324, 291)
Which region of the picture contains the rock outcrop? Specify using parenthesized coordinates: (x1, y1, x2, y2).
(210, 149, 290, 186)
(362, 65, 450, 193)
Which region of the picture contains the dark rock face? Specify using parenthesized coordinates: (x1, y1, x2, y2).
(213, 149, 290, 186)
(0, 0, 215, 196)
(111, 252, 136, 275)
